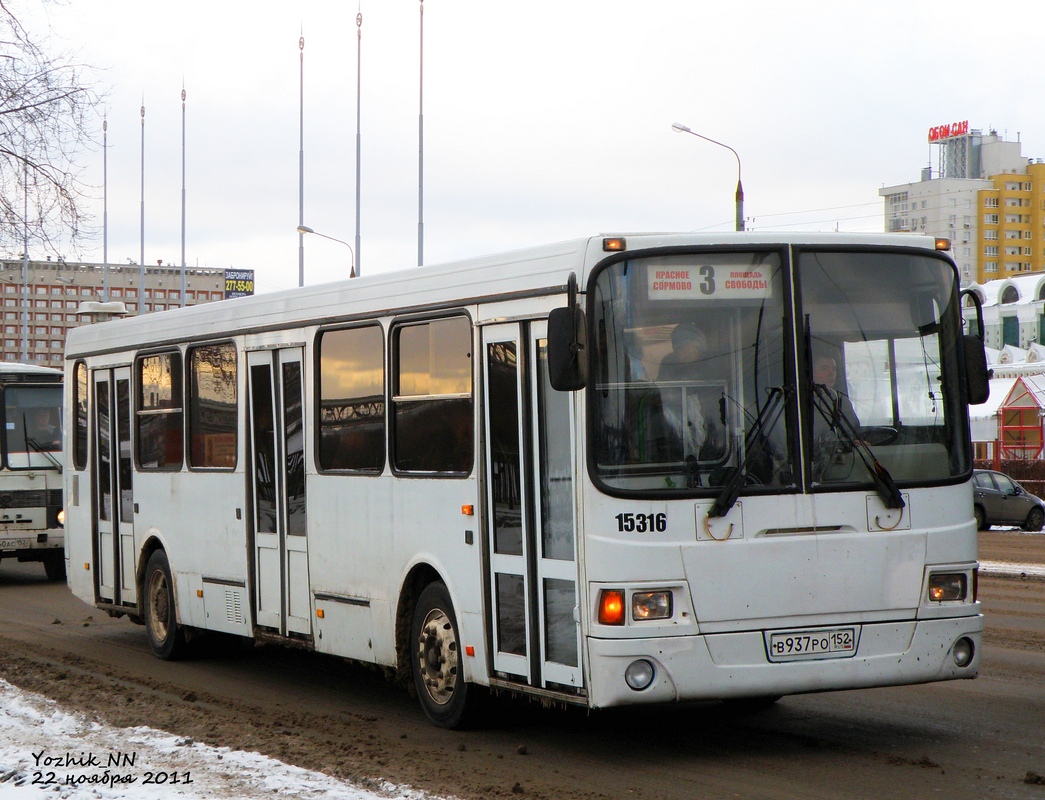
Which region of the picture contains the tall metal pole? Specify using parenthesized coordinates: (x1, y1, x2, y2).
(21, 153, 28, 362)
(180, 86, 187, 307)
(354, 8, 362, 277)
(102, 116, 109, 302)
(417, 0, 424, 267)
(671, 122, 745, 232)
(735, 175, 745, 233)
(298, 35, 305, 287)
(139, 101, 146, 314)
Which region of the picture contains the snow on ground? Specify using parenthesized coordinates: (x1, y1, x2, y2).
(0, 679, 437, 800)
(980, 560, 1045, 579)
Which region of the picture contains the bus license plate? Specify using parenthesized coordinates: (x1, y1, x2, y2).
(0, 538, 29, 551)
(768, 627, 858, 662)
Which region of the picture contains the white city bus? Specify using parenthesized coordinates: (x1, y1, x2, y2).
(0, 361, 64, 579)
(63, 232, 990, 727)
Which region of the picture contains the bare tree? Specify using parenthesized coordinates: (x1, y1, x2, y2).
(0, 0, 101, 255)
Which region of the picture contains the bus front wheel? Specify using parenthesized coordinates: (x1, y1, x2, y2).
(144, 549, 186, 660)
(410, 582, 476, 728)
(43, 554, 66, 581)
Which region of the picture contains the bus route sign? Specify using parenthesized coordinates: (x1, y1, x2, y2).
(648, 263, 773, 301)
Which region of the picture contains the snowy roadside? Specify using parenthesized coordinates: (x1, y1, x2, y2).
(0, 679, 439, 800)
(979, 560, 1045, 580)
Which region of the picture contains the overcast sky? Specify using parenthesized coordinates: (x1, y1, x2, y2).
(22, 0, 1045, 292)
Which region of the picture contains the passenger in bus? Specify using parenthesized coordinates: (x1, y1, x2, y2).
(812, 353, 860, 432)
(811, 352, 861, 477)
(657, 323, 726, 467)
(29, 408, 61, 450)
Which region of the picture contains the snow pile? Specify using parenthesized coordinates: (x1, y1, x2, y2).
(0, 679, 434, 799)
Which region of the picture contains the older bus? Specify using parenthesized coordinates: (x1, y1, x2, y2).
(63, 232, 989, 727)
(0, 361, 64, 579)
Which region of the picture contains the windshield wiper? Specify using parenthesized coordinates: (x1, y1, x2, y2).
(811, 385, 903, 509)
(23, 436, 62, 472)
(20, 412, 62, 472)
(709, 386, 787, 518)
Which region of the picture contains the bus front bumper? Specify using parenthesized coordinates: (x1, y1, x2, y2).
(0, 529, 64, 560)
(585, 615, 982, 709)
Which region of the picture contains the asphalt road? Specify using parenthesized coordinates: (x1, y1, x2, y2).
(0, 531, 1042, 800)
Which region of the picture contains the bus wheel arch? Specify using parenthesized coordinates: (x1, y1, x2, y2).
(395, 563, 443, 684)
(142, 547, 186, 660)
(396, 565, 480, 728)
(409, 580, 478, 728)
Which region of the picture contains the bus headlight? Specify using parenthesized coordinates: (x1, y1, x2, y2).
(952, 637, 974, 667)
(928, 572, 967, 602)
(624, 659, 655, 690)
(632, 591, 673, 621)
(57, 509, 65, 527)
(953, 639, 973, 668)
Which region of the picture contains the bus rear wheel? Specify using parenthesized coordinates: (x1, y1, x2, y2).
(411, 582, 476, 728)
(144, 549, 186, 660)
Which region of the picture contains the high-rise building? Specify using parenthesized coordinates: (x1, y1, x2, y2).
(879, 122, 1041, 284)
(0, 259, 251, 367)
(977, 162, 1045, 281)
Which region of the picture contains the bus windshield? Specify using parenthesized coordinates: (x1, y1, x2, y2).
(4, 384, 63, 468)
(590, 247, 968, 496)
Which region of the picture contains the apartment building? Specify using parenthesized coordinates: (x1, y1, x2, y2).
(0, 259, 251, 366)
(880, 123, 1040, 284)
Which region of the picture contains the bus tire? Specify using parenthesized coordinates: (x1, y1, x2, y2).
(144, 549, 186, 660)
(411, 582, 475, 728)
(43, 554, 66, 581)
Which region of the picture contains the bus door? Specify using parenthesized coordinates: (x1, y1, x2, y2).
(482, 322, 582, 690)
(247, 348, 311, 637)
(93, 367, 136, 606)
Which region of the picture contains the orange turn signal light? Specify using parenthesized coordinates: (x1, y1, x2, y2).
(598, 589, 626, 625)
(461, 504, 474, 516)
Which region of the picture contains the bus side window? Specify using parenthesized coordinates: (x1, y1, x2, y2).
(392, 316, 473, 475)
(317, 324, 386, 472)
(74, 361, 89, 470)
(137, 352, 184, 470)
(188, 342, 237, 470)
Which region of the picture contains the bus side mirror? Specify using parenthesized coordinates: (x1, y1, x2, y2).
(963, 334, 991, 405)
(959, 288, 990, 405)
(548, 306, 588, 391)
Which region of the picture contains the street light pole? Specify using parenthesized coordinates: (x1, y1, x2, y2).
(180, 86, 186, 307)
(297, 225, 356, 280)
(355, 9, 363, 277)
(671, 122, 745, 232)
(298, 35, 306, 288)
(417, 0, 424, 267)
(140, 102, 146, 312)
(21, 152, 28, 362)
